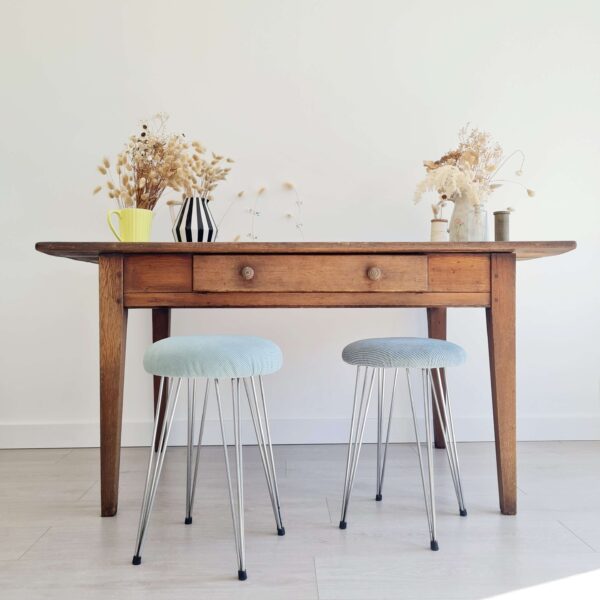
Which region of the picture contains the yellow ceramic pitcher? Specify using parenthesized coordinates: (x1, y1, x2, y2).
(107, 208, 154, 242)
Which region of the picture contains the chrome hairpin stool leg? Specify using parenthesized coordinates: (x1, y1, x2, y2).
(339, 366, 376, 529)
(243, 377, 285, 535)
(340, 366, 398, 527)
(216, 378, 247, 580)
(212, 379, 245, 579)
(411, 368, 438, 550)
(376, 368, 398, 502)
(406, 368, 467, 552)
(429, 369, 467, 517)
(185, 379, 195, 524)
(185, 379, 210, 525)
(215, 377, 285, 581)
(133, 377, 183, 565)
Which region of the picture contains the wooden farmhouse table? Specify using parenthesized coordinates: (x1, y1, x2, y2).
(36, 241, 576, 517)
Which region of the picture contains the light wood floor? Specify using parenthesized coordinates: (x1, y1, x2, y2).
(1, 442, 600, 599)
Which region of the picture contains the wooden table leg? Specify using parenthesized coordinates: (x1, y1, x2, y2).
(486, 253, 517, 515)
(152, 308, 171, 449)
(99, 255, 128, 517)
(427, 307, 447, 449)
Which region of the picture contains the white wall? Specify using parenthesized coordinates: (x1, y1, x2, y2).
(0, 0, 599, 448)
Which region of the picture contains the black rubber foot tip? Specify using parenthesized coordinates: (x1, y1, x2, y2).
(459, 508, 468, 517)
(184, 516, 193, 524)
(277, 526, 286, 536)
(238, 570, 248, 581)
(430, 540, 439, 551)
(375, 493, 383, 501)
(132, 555, 142, 565)
(339, 520, 347, 530)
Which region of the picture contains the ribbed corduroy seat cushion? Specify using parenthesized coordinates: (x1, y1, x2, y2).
(342, 337, 466, 369)
(144, 336, 283, 378)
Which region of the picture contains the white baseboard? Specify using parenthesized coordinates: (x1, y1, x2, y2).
(1, 416, 599, 449)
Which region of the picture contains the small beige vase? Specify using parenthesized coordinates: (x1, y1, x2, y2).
(430, 219, 449, 242)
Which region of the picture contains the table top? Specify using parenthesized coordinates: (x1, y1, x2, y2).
(35, 241, 576, 264)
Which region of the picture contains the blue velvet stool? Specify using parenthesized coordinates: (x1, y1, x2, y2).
(132, 335, 284, 581)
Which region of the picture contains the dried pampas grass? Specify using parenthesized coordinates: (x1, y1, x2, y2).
(94, 113, 233, 210)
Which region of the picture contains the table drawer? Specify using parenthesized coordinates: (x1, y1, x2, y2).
(124, 255, 192, 292)
(428, 254, 490, 292)
(193, 254, 428, 293)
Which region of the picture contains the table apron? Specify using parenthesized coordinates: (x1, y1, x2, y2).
(123, 291, 491, 308)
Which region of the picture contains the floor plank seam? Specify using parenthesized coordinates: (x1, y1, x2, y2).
(557, 520, 597, 553)
(76, 480, 100, 503)
(17, 526, 51, 561)
(53, 448, 75, 464)
(324, 496, 336, 525)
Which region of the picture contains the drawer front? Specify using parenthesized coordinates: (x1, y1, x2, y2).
(193, 254, 428, 293)
(124, 255, 192, 292)
(428, 254, 490, 292)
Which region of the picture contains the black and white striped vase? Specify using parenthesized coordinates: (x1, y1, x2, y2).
(172, 196, 218, 242)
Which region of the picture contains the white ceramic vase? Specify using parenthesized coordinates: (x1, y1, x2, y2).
(448, 196, 470, 242)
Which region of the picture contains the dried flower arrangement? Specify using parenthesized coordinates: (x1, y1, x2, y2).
(94, 113, 233, 210)
(415, 124, 534, 219)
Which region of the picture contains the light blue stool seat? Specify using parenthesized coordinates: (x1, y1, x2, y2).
(143, 335, 283, 379)
(342, 337, 466, 369)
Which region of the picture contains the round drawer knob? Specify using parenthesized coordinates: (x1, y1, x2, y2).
(367, 267, 382, 281)
(241, 266, 255, 281)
